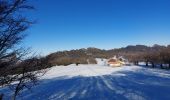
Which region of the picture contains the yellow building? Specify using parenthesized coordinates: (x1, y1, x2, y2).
(107, 57, 125, 67)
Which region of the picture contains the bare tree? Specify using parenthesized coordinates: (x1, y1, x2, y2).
(125, 53, 142, 65)
(9, 56, 48, 100)
(147, 51, 157, 68)
(0, 0, 48, 100)
(160, 48, 170, 69)
(142, 52, 150, 67)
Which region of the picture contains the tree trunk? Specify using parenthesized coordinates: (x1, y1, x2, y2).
(134, 61, 138, 65)
(12, 93, 17, 100)
(12, 77, 22, 100)
(136, 61, 139, 65)
(152, 62, 154, 68)
(12, 87, 19, 100)
(160, 64, 163, 69)
(0, 94, 3, 100)
(146, 62, 148, 66)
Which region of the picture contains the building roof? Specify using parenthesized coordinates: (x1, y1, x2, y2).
(108, 59, 117, 63)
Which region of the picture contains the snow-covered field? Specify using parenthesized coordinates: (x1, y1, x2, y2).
(1, 59, 170, 100)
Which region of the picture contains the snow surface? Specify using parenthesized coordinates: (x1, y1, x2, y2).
(41, 64, 131, 79)
(1, 59, 170, 100)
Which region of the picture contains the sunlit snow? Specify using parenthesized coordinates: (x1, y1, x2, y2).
(1, 59, 170, 100)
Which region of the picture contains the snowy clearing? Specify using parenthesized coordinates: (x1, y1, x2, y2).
(1, 60, 170, 100)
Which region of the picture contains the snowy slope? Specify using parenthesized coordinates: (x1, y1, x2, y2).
(95, 58, 107, 66)
(1, 62, 170, 100)
(42, 64, 131, 79)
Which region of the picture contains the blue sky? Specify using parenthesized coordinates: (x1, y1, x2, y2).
(24, 0, 170, 55)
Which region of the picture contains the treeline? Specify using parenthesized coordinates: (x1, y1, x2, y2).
(43, 44, 170, 68)
(125, 45, 170, 68)
(45, 49, 97, 66)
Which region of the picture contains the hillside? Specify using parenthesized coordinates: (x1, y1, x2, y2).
(45, 44, 169, 67)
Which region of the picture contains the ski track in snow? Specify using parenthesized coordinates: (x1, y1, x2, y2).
(1, 59, 170, 100)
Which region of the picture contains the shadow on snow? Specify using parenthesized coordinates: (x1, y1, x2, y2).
(1, 67, 170, 100)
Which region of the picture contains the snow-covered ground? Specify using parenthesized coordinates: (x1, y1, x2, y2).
(1, 59, 170, 100)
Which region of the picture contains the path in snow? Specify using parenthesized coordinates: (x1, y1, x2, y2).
(1, 62, 170, 100)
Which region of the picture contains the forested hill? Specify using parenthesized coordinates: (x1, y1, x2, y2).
(45, 44, 170, 66)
